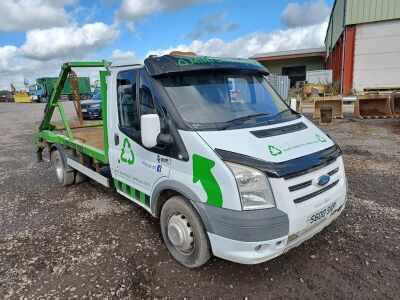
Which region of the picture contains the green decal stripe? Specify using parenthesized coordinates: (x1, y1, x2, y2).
(144, 195, 150, 207)
(121, 182, 127, 193)
(139, 192, 146, 204)
(192, 154, 223, 208)
(135, 189, 141, 200)
(114, 179, 150, 206)
(129, 186, 136, 198)
(113, 178, 119, 189)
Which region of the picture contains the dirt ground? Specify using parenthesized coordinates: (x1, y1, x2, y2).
(0, 102, 399, 299)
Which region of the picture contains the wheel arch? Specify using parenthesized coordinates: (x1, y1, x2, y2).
(151, 180, 203, 218)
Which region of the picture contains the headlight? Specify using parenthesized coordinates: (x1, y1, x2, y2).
(225, 162, 275, 210)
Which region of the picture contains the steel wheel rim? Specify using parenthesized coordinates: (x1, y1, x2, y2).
(167, 212, 194, 255)
(54, 155, 63, 180)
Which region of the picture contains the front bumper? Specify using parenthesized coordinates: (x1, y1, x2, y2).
(82, 109, 101, 119)
(208, 201, 346, 265)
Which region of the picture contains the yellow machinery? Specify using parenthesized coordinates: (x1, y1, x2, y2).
(312, 96, 343, 119)
(303, 83, 326, 98)
(354, 93, 392, 119)
(11, 84, 31, 103)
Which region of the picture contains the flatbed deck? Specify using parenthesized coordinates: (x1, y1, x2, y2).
(35, 61, 110, 164)
(72, 126, 104, 150)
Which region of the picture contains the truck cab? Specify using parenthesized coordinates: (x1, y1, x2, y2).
(28, 83, 46, 102)
(36, 55, 347, 267)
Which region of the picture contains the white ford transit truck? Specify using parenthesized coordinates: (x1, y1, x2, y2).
(35, 54, 347, 268)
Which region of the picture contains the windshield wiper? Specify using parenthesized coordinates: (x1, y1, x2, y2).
(269, 108, 293, 120)
(221, 113, 270, 129)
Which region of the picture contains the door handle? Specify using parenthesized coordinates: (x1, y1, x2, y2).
(114, 133, 119, 146)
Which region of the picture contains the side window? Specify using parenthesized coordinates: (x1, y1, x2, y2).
(117, 69, 138, 129)
(139, 70, 155, 114)
(139, 70, 168, 133)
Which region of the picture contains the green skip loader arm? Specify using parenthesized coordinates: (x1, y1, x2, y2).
(35, 61, 110, 163)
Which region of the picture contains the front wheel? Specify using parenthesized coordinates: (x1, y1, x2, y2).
(160, 196, 211, 268)
(40, 96, 48, 103)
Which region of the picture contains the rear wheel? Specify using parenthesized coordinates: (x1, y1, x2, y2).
(50, 149, 75, 186)
(40, 96, 48, 103)
(160, 196, 211, 268)
(74, 171, 87, 184)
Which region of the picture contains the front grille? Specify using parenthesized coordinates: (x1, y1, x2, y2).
(250, 122, 307, 138)
(328, 167, 339, 176)
(287, 166, 340, 193)
(293, 180, 339, 204)
(283, 158, 336, 180)
(288, 180, 312, 192)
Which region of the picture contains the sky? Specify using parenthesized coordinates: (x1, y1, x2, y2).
(0, 0, 333, 90)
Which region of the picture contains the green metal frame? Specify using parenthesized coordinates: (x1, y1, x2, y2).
(36, 61, 110, 163)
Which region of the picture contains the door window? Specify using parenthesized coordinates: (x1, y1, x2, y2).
(139, 70, 168, 134)
(117, 69, 138, 130)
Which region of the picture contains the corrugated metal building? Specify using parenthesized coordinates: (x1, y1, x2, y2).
(326, 0, 400, 94)
(250, 48, 325, 87)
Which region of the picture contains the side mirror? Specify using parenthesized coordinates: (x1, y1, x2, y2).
(141, 114, 161, 148)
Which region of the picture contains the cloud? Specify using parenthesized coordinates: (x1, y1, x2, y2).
(110, 49, 136, 62)
(281, 0, 330, 28)
(0, 45, 49, 90)
(0, 0, 77, 32)
(115, 0, 220, 30)
(0, 21, 119, 90)
(147, 19, 328, 58)
(20, 23, 120, 60)
(186, 11, 239, 40)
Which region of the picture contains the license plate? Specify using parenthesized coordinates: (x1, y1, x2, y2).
(308, 201, 337, 225)
(81, 109, 87, 112)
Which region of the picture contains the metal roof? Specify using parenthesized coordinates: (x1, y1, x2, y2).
(250, 48, 325, 60)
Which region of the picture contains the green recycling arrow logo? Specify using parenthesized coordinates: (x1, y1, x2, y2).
(268, 145, 283, 156)
(120, 137, 135, 165)
(178, 59, 189, 67)
(192, 154, 223, 207)
(316, 134, 327, 142)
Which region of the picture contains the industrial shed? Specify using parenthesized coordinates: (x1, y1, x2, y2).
(325, 0, 400, 94)
(250, 48, 325, 87)
(251, 0, 400, 95)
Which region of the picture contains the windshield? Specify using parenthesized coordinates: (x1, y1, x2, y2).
(91, 92, 101, 100)
(160, 72, 292, 130)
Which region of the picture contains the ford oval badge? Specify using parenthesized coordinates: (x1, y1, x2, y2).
(317, 174, 330, 187)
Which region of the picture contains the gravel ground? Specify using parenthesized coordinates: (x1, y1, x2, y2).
(0, 102, 399, 299)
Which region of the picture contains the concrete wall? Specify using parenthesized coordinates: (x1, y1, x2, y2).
(259, 57, 325, 76)
(353, 19, 400, 91)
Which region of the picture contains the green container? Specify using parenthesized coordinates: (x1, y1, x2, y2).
(37, 77, 91, 96)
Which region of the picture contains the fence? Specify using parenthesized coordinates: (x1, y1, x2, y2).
(265, 74, 290, 100)
(306, 70, 333, 84)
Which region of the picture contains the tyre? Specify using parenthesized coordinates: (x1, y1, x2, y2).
(40, 96, 48, 103)
(160, 196, 211, 268)
(81, 94, 87, 100)
(74, 171, 87, 184)
(50, 149, 75, 186)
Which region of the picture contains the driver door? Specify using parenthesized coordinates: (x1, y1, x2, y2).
(108, 67, 171, 210)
